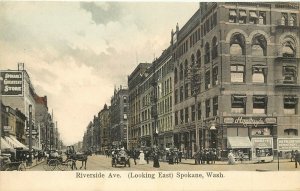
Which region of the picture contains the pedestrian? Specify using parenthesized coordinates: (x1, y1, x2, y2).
(153, 150, 160, 168)
(139, 150, 147, 165)
(291, 150, 294, 162)
(295, 150, 300, 168)
(178, 150, 182, 163)
(228, 150, 235, 165)
(145, 151, 149, 164)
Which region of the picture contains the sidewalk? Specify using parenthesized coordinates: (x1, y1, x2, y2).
(26, 159, 44, 169)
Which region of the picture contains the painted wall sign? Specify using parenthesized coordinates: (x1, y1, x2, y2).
(224, 117, 277, 127)
(278, 138, 300, 151)
(1, 71, 24, 96)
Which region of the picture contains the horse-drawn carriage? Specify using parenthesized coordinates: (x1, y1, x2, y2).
(111, 149, 130, 167)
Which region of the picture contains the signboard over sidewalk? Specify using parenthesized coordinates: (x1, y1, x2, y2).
(277, 138, 300, 151)
(0, 71, 24, 96)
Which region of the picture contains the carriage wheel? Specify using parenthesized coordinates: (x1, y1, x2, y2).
(47, 159, 58, 171)
(18, 163, 26, 171)
(57, 160, 69, 171)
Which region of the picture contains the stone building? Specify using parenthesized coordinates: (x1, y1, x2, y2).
(110, 86, 129, 148)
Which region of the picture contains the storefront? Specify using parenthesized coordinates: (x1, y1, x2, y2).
(251, 137, 273, 162)
(227, 136, 252, 159)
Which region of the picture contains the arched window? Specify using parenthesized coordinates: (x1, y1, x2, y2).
(212, 37, 218, 59)
(174, 67, 178, 83)
(205, 42, 210, 64)
(282, 41, 296, 58)
(252, 34, 267, 56)
(191, 54, 195, 67)
(184, 59, 188, 77)
(196, 50, 201, 67)
(230, 33, 246, 55)
(179, 63, 183, 80)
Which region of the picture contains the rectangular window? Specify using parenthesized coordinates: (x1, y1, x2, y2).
(174, 89, 178, 104)
(197, 102, 201, 120)
(180, 86, 184, 102)
(123, 96, 127, 103)
(281, 13, 288, 26)
(229, 9, 237, 23)
(191, 105, 195, 122)
(213, 97, 218, 116)
(212, 67, 218, 86)
(231, 65, 244, 83)
(284, 96, 298, 115)
(283, 66, 297, 84)
(252, 66, 267, 83)
(205, 99, 210, 118)
(239, 10, 247, 24)
(258, 11, 266, 25)
(175, 111, 178, 125)
(185, 107, 189, 123)
(290, 13, 297, 26)
(231, 95, 246, 114)
(253, 95, 267, 114)
(184, 83, 189, 99)
(205, 70, 211, 89)
(249, 11, 258, 24)
(180, 109, 184, 124)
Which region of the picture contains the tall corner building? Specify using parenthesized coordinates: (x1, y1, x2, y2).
(172, 2, 300, 158)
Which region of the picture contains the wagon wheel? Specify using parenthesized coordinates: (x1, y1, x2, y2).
(57, 160, 68, 171)
(47, 159, 58, 171)
(18, 163, 26, 171)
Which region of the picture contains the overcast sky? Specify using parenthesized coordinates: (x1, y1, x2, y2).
(0, 1, 198, 145)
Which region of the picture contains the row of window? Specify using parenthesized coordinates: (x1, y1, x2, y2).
(229, 9, 266, 24)
(174, 95, 299, 126)
(280, 12, 297, 26)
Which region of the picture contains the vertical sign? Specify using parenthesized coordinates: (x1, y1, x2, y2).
(1, 71, 24, 96)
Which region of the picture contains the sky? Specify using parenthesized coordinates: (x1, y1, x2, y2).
(0, 1, 199, 145)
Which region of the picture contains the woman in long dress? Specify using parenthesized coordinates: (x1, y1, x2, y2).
(139, 150, 147, 165)
(228, 150, 235, 165)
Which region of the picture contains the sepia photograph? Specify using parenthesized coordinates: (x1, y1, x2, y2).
(0, 1, 300, 191)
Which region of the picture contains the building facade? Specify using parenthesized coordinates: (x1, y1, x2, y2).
(110, 86, 129, 148)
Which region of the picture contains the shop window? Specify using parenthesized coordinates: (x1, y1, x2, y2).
(290, 13, 297, 26)
(205, 70, 211, 89)
(180, 109, 184, 124)
(284, 129, 298, 136)
(174, 89, 178, 104)
(282, 41, 296, 58)
(196, 50, 201, 67)
(191, 105, 195, 122)
(212, 66, 218, 86)
(253, 95, 267, 114)
(258, 12, 266, 25)
(180, 63, 183, 80)
(229, 9, 237, 23)
(230, 33, 246, 55)
(252, 66, 267, 83)
(180, 86, 184, 102)
(283, 66, 297, 84)
(281, 13, 288, 26)
(205, 42, 210, 64)
(175, 111, 178, 125)
(184, 60, 188, 78)
(231, 95, 246, 114)
(174, 67, 178, 84)
(205, 99, 211, 118)
(284, 96, 298, 115)
(231, 65, 245, 83)
(197, 102, 201, 120)
(212, 37, 218, 60)
(252, 34, 267, 56)
(185, 107, 189, 123)
(213, 96, 218, 116)
(239, 10, 247, 24)
(184, 83, 189, 99)
(249, 11, 258, 24)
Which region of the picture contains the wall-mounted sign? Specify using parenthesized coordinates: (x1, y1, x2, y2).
(224, 117, 277, 127)
(252, 137, 273, 148)
(3, 126, 12, 132)
(1, 71, 24, 96)
(278, 138, 300, 151)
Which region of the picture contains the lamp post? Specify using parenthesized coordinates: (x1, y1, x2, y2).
(28, 104, 33, 165)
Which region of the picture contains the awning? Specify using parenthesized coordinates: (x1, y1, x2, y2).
(1, 137, 15, 151)
(227, 137, 252, 149)
(239, 11, 247, 17)
(229, 10, 237, 16)
(5, 136, 29, 150)
(250, 12, 258, 18)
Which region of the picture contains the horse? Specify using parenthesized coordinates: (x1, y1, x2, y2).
(67, 151, 91, 170)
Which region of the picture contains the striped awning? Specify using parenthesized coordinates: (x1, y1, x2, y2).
(1, 137, 14, 151)
(5, 136, 29, 150)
